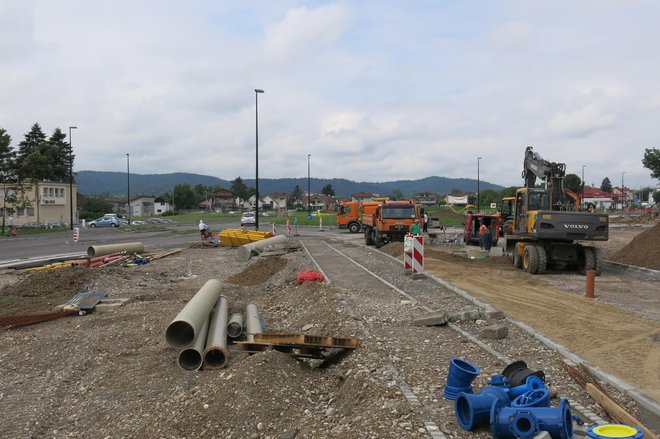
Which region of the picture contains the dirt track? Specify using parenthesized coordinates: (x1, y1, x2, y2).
(422, 250, 660, 402)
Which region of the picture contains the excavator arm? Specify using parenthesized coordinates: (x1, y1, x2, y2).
(522, 146, 574, 210)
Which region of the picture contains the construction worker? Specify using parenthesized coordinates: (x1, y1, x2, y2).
(479, 221, 488, 250)
(411, 219, 420, 235)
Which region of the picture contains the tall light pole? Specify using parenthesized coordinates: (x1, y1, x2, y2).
(254, 88, 264, 230)
(581, 165, 587, 210)
(621, 171, 626, 210)
(126, 154, 131, 225)
(307, 154, 311, 216)
(477, 157, 482, 213)
(68, 126, 77, 230)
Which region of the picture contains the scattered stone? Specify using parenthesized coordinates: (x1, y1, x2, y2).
(280, 429, 298, 439)
(412, 312, 448, 327)
(482, 324, 509, 339)
(482, 308, 505, 320)
(448, 308, 481, 322)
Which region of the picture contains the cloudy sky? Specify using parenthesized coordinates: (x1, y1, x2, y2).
(1, 0, 659, 189)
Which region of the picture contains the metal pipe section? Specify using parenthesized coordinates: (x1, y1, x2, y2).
(87, 242, 144, 258)
(166, 279, 222, 348)
(226, 312, 245, 339)
(245, 303, 264, 342)
(177, 314, 210, 371)
(203, 295, 230, 369)
(237, 235, 288, 261)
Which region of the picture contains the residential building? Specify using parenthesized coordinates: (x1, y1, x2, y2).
(411, 192, 438, 205)
(351, 192, 376, 202)
(128, 196, 170, 217)
(199, 189, 236, 212)
(1, 180, 77, 227)
(263, 193, 288, 212)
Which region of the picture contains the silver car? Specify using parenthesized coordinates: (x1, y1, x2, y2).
(240, 212, 256, 226)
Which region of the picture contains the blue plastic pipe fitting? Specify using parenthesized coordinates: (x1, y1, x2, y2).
(455, 386, 510, 430)
(491, 398, 573, 439)
(512, 388, 551, 408)
(509, 375, 546, 399)
(443, 358, 480, 400)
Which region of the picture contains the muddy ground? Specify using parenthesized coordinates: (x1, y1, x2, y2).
(0, 220, 658, 438)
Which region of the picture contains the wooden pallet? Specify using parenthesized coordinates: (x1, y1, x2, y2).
(233, 333, 359, 359)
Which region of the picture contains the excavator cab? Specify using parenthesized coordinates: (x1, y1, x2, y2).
(514, 188, 550, 234)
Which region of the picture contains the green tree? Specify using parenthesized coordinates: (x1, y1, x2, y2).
(173, 183, 196, 210)
(321, 183, 335, 196)
(390, 188, 404, 201)
(642, 148, 660, 179)
(479, 189, 499, 207)
(499, 186, 518, 198)
(564, 174, 581, 193)
(600, 177, 613, 193)
(231, 177, 249, 201)
(0, 127, 33, 233)
(80, 197, 114, 220)
(653, 191, 660, 204)
(450, 187, 462, 194)
(17, 123, 47, 177)
(289, 184, 303, 208)
(49, 128, 73, 181)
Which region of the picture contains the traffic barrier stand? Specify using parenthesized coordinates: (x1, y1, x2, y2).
(404, 234, 413, 274)
(412, 234, 424, 275)
(73, 227, 79, 243)
(272, 223, 276, 235)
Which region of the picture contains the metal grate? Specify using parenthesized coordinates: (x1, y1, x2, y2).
(65, 292, 108, 310)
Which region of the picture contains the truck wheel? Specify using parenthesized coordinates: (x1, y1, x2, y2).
(373, 229, 381, 248)
(364, 228, 373, 246)
(580, 247, 596, 275)
(536, 246, 547, 274)
(503, 219, 513, 235)
(523, 245, 540, 274)
(348, 222, 360, 233)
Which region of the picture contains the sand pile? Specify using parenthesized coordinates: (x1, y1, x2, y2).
(610, 222, 660, 271)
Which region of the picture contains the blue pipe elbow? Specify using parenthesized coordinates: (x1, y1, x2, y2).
(512, 388, 551, 408)
(491, 398, 573, 439)
(509, 374, 546, 399)
(455, 386, 510, 430)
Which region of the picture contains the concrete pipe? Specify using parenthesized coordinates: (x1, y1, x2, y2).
(203, 295, 230, 369)
(177, 314, 210, 371)
(87, 242, 144, 258)
(166, 279, 222, 348)
(237, 235, 288, 262)
(226, 312, 245, 339)
(245, 303, 264, 342)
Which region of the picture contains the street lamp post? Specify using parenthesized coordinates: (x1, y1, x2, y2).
(126, 154, 131, 225)
(581, 165, 587, 209)
(477, 157, 482, 213)
(621, 171, 626, 210)
(254, 88, 264, 230)
(307, 154, 311, 216)
(68, 126, 77, 230)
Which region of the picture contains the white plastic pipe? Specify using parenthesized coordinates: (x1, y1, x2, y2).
(165, 279, 222, 348)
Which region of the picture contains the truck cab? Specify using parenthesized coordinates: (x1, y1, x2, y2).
(362, 200, 420, 248)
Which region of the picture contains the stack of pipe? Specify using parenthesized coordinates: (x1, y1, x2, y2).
(166, 279, 264, 371)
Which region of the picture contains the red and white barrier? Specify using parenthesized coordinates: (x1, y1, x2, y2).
(403, 233, 423, 274)
(73, 227, 79, 243)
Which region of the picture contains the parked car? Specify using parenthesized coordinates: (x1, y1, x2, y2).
(240, 212, 256, 226)
(49, 220, 68, 228)
(88, 216, 120, 228)
(17, 222, 47, 230)
(131, 220, 146, 225)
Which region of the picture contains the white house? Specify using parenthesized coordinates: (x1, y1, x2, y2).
(129, 196, 170, 217)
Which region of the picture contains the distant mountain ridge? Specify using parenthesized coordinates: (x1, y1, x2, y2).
(76, 171, 503, 198)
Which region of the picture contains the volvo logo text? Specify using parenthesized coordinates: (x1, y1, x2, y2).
(563, 224, 589, 229)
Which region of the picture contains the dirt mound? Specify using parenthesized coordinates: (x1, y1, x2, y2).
(379, 241, 404, 256)
(0, 267, 100, 315)
(225, 257, 288, 285)
(610, 222, 660, 270)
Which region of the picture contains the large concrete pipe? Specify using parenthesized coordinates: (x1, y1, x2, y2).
(166, 279, 222, 348)
(87, 242, 144, 258)
(226, 312, 245, 339)
(245, 303, 264, 342)
(203, 295, 230, 369)
(237, 235, 288, 262)
(177, 314, 210, 371)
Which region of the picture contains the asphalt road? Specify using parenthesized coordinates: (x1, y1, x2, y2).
(0, 226, 198, 266)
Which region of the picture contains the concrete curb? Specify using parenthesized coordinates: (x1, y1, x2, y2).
(603, 260, 660, 279)
(373, 245, 660, 420)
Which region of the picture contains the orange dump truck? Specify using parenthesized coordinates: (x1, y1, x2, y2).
(336, 201, 379, 233)
(361, 200, 420, 248)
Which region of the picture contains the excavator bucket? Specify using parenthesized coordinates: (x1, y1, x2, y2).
(219, 228, 274, 247)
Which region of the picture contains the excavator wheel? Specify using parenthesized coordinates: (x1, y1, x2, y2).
(513, 248, 523, 269)
(580, 247, 596, 275)
(536, 246, 547, 274)
(522, 245, 540, 274)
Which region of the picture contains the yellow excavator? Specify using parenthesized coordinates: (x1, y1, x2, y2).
(504, 146, 609, 275)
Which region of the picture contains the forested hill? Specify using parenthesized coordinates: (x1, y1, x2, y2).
(76, 171, 503, 197)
